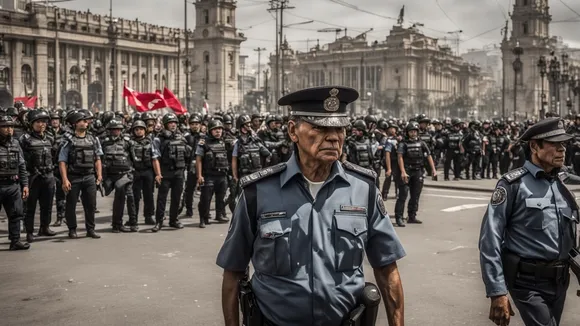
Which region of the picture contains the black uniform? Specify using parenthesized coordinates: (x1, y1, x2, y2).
(258, 127, 284, 167)
(196, 135, 229, 227)
(463, 130, 483, 180)
(131, 134, 155, 224)
(182, 131, 203, 217)
(51, 127, 67, 225)
(483, 131, 500, 179)
(419, 129, 435, 175)
(382, 135, 400, 199)
(395, 138, 430, 225)
(444, 130, 463, 180)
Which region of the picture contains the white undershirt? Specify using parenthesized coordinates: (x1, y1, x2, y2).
(304, 177, 325, 199)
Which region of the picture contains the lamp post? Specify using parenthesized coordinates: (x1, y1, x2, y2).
(548, 55, 561, 115)
(512, 42, 524, 121)
(573, 75, 580, 115)
(538, 55, 547, 119)
(107, 0, 118, 112)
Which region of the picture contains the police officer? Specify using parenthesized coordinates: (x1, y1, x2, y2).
(0, 115, 30, 250)
(382, 121, 400, 200)
(58, 111, 103, 239)
(417, 114, 435, 176)
(217, 86, 405, 326)
(229, 114, 271, 214)
(444, 118, 464, 181)
(258, 115, 285, 167)
(181, 113, 203, 218)
(463, 120, 483, 180)
(395, 122, 437, 226)
(151, 113, 190, 232)
(20, 109, 56, 243)
(196, 119, 229, 228)
(479, 118, 577, 326)
(102, 119, 138, 233)
(344, 120, 375, 170)
(131, 119, 155, 225)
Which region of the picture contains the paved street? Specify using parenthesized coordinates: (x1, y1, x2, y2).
(1, 186, 580, 326)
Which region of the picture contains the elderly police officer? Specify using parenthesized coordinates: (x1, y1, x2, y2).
(479, 117, 578, 326)
(217, 86, 406, 326)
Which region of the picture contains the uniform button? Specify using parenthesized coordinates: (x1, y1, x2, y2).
(537, 203, 541, 207)
(354, 228, 359, 234)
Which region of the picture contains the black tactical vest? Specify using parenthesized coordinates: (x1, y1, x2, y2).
(468, 133, 482, 153)
(404, 141, 424, 170)
(204, 138, 229, 174)
(102, 136, 132, 174)
(160, 132, 187, 170)
(489, 135, 498, 151)
(24, 133, 53, 174)
(0, 140, 20, 178)
(419, 131, 432, 148)
(353, 138, 372, 168)
(237, 138, 263, 176)
(387, 137, 399, 162)
(448, 132, 461, 150)
(67, 135, 96, 175)
(132, 137, 152, 170)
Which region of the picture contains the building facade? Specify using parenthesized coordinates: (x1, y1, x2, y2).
(269, 25, 487, 118)
(190, 0, 246, 112)
(0, 2, 187, 111)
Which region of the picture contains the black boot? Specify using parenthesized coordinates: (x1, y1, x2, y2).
(38, 226, 56, 237)
(9, 240, 30, 250)
(130, 225, 139, 232)
(68, 229, 78, 239)
(144, 216, 156, 225)
(169, 220, 184, 229)
(407, 217, 423, 224)
(86, 229, 101, 239)
(112, 225, 130, 233)
(216, 215, 229, 223)
(26, 232, 34, 243)
(199, 219, 206, 228)
(151, 221, 163, 233)
(395, 217, 406, 227)
(52, 218, 63, 227)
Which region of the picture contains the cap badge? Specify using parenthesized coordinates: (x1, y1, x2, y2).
(324, 88, 340, 112)
(558, 120, 564, 129)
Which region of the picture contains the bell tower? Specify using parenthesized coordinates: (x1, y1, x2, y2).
(501, 0, 552, 118)
(191, 0, 246, 112)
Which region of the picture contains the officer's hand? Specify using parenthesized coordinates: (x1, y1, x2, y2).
(233, 177, 239, 184)
(197, 176, 205, 186)
(386, 170, 392, 177)
(22, 186, 29, 200)
(96, 175, 103, 185)
(432, 171, 437, 179)
(401, 173, 409, 184)
(62, 180, 72, 193)
(489, 295, 515, 326)
(155, 175, 163, 185)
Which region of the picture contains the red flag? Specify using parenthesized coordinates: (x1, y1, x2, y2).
(163, 87, 187, 114)
(14, 96, 37, 108)
(123, 85, 140, 107)
(135, 92, 168, 112)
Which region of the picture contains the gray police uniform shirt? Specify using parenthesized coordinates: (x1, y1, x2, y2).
(58, 135, 104, 162)
(216, 153, 406, 326)
(479, 160, 579, 298)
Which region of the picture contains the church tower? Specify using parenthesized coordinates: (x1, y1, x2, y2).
(501, 0, 551, 118)
(191, 0, 246, 112)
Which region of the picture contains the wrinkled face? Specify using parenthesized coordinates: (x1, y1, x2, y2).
(288, 120, 345, 164)
(0, 126, 13, 137)
(211, 127, 223, 138)
(165, 122, 177, 132)
(32, 119, 48, 133)
(133, 127, 146, 137)
(532, 140, 566, 169)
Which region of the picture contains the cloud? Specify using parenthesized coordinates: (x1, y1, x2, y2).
(60, 0, 580, 65)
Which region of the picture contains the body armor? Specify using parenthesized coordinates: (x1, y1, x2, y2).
(160, 132, 188, 170)
(23, 133, 54, 174)
(404, 141, 424, 170)
(102, 136, 132, 174)
(132, 137, 153, 170)
(387, 137, 399, 163)
(447, 132, 461, 150)
(353, 138, 373, 168)
(203, 138, 229, 174)
(237, 137, 263, 176)
(419, 131, 433, 149)
(467, 133, 482, 153)
(488, 135, 498, 153)
(67, 135, 96, 175)
(0, 139, 20, 178)
(185, 132, 202, 173)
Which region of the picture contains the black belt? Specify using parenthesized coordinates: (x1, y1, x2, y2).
(518, 260, 569, 280)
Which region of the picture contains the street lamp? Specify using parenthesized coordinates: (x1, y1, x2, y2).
(548, 55, 561, 114)
(512, 42, 524, 121)
(107, 1, 118, 112)
(572, 74, 580, 115)
(538, 55, 547, 119)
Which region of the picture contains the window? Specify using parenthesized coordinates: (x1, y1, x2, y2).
(21, 64, 33, 90)
(229, 53, 235, 78)
(523, 22, 529, 35)
(94, 68, 102, 82)
(82, 47, 90, 60)
(141, 73, 148, 91)
(154, 74, 158, 89)
(204, 51, 210, 64)
(47, 67, 55, 96)
(121, 52, 129, 65)
(59, 44, 66, 58)
(132, 72, 139, 89)
(162, 75, 166, 87)
(17, 0, 26, 11)
(22, 42, 34, 57)
(0, 68, 10, 88)
(203, 10, 209, 24)
(163, 56, 168, 69)
(69, 66, 81, 91)
(47, 43, 55, 59)
(69, 45, 79, 59)
(153, 56, 159, 68)
(132, 54, 139, 66)
(141, 57, 148, 67)
(226, 16, 231, 24)
(94, 49, 102, 63)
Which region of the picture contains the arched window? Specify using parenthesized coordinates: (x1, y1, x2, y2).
(21, 64, 33, 90)
(94, 67, 102, 82)
(141, 73, 148, 92)
(47, 66, 55, 105)
(0, 68, 10, 88)
(204, 51, 210, 64)
(132, 72, 138, 89)
(69, 66, 81, 91)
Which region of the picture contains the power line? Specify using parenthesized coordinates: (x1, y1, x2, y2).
(558, 0, 580, 18)
(239, 18, 275, 30)
(494, 0, 508, 20)
(326, 0, 398, 21)
(460, 25, 503, 43)
(435, 0, 461, 30)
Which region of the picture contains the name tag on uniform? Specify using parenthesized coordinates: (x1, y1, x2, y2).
(340, 205, 367, 214)
(260, 211, 287, 219)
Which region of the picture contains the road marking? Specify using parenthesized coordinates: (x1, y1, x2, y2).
(425, 194, 489, 201)
(425, 188, 489, 194)
(441, 204, 489, 212)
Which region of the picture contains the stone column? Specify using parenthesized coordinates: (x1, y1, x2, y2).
(35, 40, 48, 108)
(103, 47, 110, 111)
(116, 49, 123, 112)
(12, 41, 23, 98)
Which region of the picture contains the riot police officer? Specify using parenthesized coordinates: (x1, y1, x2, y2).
(395, 122, 437, 226)
(382, 121, 400, 200)
(0, 115, 30, 250)
(20, 109, 56, 243)
(102, 119, 138, 233)
(131, 120, 155, 225)
(258, 115, 285, 166)
(58, 111, 103, 239)
(444, 118, 464, 181)
(196, 119, 229, 228)
(463, 120, 483, 180)
(181, 114, 203, 218)
(344, 120, 376, 184)
(229, 114, 271, 213)
(151, 113, 190, 232)
(483, 125, 501, 179)
(141, 112, 158, 136)
(418, 114, 435, 176)
(51, 110, 68, 226)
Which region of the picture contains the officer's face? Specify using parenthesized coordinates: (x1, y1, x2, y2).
(51, 118, 60, 128)
(133, 127, 145, 137)
(190, 122, 200, 132)
(75, 119, 89, 131)
(532, 140, 566, 170)
(0, 126, 13, 137)
(165, 122, 177, 132)
(408, 130, 418, 139)
(110, 129, 122, 137)
(241, 123, 251, 134)
(211, 127, 223, 138)
(32, 119, 47, 133)
(252, 118, 261, 128)
(224, 123, 232, 131)
(289, 121, 345, 164)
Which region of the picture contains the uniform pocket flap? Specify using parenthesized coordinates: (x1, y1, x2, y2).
(525, 198, 551, 210)
(335, 215, 368, 237)
(560, 207, 577, 222)
(259, 218, 291, 239)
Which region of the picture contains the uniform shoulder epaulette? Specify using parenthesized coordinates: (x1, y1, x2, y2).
(239, 163, 287, 188)
(123, 136, 131, 142)
(501, 167, 528, 183)
(342, 161, 377, 181)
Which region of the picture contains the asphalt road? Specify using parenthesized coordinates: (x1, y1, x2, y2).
(1, 187, 580, 326)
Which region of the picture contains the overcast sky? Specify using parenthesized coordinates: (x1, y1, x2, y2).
(59, 0, 580, 68)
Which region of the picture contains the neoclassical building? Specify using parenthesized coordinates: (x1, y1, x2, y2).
(0, 2, 188, 111)
(270, 24, 488, 118)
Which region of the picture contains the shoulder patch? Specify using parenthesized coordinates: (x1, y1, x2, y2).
(342, 161, 377, 180)
(501, 167, 528, 183)
(239, 163, 287, 188)
(491, 186, 507, 206)
(376, 192, 387, 217)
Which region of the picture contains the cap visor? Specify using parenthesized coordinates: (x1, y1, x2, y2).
(301, 116, 351, 128)
(544, 133, 574, 142)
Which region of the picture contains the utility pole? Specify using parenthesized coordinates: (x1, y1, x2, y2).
(268, 0, 294, 106)
(184, 0, 190, 111)
(254, 47, 266, 89)
(501, 20, 508, 119)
